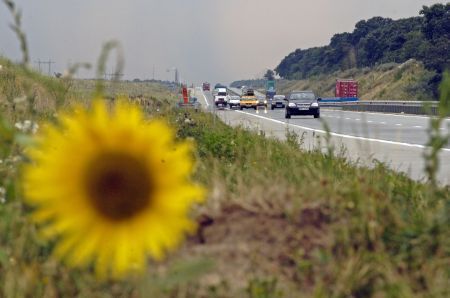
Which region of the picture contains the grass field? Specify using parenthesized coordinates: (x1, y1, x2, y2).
(1, 57, 449, 297)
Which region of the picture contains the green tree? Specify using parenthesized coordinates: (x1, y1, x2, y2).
(420, 3, 450, 40)
(264, 69, 275, 81)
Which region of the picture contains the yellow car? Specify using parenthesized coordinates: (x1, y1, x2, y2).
(239, 88, 258, 110)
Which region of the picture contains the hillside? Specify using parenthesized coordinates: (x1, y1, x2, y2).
(0, 56, 177, 120)
(277, 60, 435, 100)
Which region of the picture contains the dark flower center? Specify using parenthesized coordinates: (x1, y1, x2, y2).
(85, 152, 152, 221)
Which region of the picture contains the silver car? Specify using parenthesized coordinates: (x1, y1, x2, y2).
(228, 95, 241, 108)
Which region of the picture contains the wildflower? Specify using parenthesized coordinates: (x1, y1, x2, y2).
(23, 100, 204, 278)
(14, 122, 24, 131)
(31, 122, 39, 134)
(23, 120, 32, 131)
(14, 120, 39, 134)
(11, 156, 22, 163)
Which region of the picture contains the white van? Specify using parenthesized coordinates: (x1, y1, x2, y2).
(214, 87, 229, 107)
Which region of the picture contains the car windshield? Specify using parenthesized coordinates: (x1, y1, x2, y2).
(274, 96, 285, 100)
(218, 92, 227, 96)
(289, 93, 315, 101)
(230, 96, 240, 100)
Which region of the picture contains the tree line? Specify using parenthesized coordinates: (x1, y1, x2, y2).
(275, 3, 449, 97)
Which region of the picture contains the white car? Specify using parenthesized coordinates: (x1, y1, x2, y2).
(228, 95, 241, 108)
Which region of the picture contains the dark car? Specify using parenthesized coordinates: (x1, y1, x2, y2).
(270, 95, 286, 109)
(285, 91, 320, 119)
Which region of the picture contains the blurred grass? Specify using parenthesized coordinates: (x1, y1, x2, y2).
(1, 58, 449, 297)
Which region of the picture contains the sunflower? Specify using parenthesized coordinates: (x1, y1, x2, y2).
(23, 100, 204, 278)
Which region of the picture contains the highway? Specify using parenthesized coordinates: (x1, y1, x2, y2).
(195, 88, 450, 185)
(195, 87, 450, 184)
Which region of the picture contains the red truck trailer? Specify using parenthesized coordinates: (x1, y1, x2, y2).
(335, 79, 358, 98)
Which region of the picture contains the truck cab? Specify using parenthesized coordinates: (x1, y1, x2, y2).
(214, 87, 228, 108)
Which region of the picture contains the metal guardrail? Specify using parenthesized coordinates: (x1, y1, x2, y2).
(320, 101, 439, 115)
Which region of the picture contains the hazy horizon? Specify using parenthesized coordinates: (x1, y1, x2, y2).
(0, 0, 446, 85)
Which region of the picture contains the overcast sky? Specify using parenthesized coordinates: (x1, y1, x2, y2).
(0, 0, 446, 84)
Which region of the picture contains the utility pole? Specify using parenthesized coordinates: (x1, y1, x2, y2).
(34, 59, 55, 75)
(44, 60, 55, 76)
(167, 67, 179, 85)
(105, 68, 123, 81)
(34, 59, 43, 73)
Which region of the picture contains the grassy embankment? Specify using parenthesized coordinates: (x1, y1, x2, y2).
(262, 60, 435, 101)
(0, 58, 449, 297)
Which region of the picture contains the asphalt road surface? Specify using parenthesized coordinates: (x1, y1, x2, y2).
(196, 87, 450, 184)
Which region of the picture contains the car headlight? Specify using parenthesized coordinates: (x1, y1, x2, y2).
(288, 103, 296, 108)
(311, 102, 319, 107)
(264, 100, 267, 104)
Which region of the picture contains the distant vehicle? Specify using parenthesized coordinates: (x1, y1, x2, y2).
(256, 95, 268, 108)
(241, 87, 254, 96)
(270, 95, 286, 110)
(240, 88, 258, 110)
(228, 95, 241, 108)
(266, 90, 276, 99)
(202, 82, 210, 91)
(214, 87, 228, 108)
(214, 83, 226, 89)
(213, 83, 226, 97)
(336, 79, 358, 98)
(265, 80, 276, 99)
(285, 91, 320, 119)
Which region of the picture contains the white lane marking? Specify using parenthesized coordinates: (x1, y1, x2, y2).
(234, 110, 450, 152)
(367, 120, 373, 123)
(355, 118, 361, 121)
(414, 126, 422, 128)
(380, 122, 387, 124)
(345, 117, 351, 120)
(396, 124, 402, 126)
(199, 89, 209, 107)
